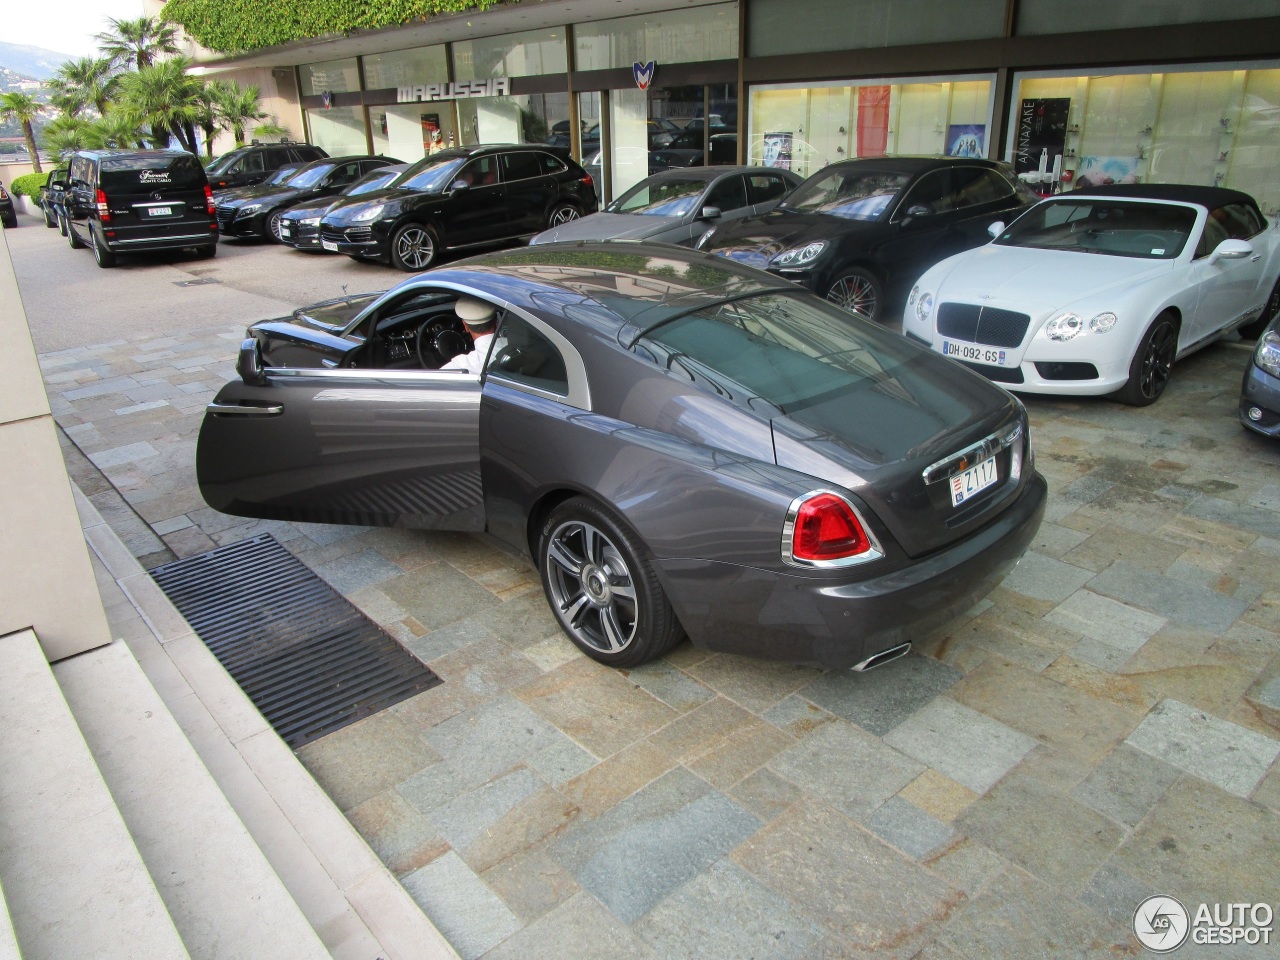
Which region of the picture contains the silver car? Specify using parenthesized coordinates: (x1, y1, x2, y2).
(530, 166, 800, 248)
(197, 243, 1045, 670)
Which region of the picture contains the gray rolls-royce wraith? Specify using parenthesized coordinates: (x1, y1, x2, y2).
(197, 243, 1045, 669)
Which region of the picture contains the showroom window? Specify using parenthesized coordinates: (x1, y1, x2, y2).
(748, 77, 994, 178)
(1008, 65, 1280, 214)
(452, 28, 567, 80)
(747, 0, 1004, 57)
(575, 3, 738, 71)
(299, 58, 360, 96)
(305, 105, 369, 156)
(363, 45, 448, 90)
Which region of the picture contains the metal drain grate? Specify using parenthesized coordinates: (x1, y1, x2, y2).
(173, 277, 222, 287)
(150, 533, 439, 747)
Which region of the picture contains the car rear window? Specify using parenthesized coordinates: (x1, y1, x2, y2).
(101, 155, 207, 194)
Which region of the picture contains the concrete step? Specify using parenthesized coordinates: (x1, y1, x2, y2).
(0, 627, 190, 960)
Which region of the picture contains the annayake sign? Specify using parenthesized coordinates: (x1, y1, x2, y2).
(398, 79, 510, 103)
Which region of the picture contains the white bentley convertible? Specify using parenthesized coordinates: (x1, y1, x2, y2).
(903, 185, 1280, 405)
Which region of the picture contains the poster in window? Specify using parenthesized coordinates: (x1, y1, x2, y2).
(1014, 98, 1069, 178)
(421, 113, 443, 154)
(762, 131, 793, 170)
(1075, 156, 1139, 190)
(947, 124, 986, 158)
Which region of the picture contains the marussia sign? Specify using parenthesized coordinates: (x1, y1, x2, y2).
(398, 78, 510, 103)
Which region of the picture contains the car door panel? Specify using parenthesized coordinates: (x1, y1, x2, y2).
(442, 156, 507, 246)
(197, 370, 484, 530)
(502, 152, 556, 234)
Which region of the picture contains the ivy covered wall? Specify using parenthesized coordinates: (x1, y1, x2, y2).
(164, 0, 511, 54)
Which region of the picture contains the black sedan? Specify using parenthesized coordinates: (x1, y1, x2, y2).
(530, 166, 799, 247)
(216, 155, 401, 241)
(1240, 283, 1280, 437)
(699, 156, 1038, 323)
(0, 182, 15, 228)
(278, 164, 408, 251)
(318, 144, 597, 272)
(196, 243, 1045, 670)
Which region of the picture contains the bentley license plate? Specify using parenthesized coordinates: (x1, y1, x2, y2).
(941, 340, 1010, 366)
(950, 455, 998, 507)
(322, 240, 338, 251)
(147, 206, 173, 217)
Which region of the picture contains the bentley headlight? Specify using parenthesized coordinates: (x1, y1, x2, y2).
(350, 204, 386, 223)
(915, 291, 935, 323)
(302, 217, 321, 227)
(1089, 312, 1118, 334)
(1256, 330, 1280, 378)
(1045, 312, 1084, 341)
(770, 241, 827, 269)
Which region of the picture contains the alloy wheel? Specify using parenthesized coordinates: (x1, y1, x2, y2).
(543, 519, 638, 655)
(826, 274, 878, 320)
(549, 205, 580, 227)
(268, 212, 283, 242)
(395, 226, 435, 269)
(1138, 321, 1177, 400)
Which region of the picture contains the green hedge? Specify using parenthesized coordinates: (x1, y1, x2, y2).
(9, 171, 51, 200)
(165, 0, 509, 54)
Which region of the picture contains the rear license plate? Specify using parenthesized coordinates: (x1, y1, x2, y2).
(322, 240, 338, 251)
(950, 455, 998, 507)
(146, 206, 173, 217)
(941, 340, 1010, 366)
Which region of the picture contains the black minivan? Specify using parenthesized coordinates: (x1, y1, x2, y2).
(61, 149, 219, 268)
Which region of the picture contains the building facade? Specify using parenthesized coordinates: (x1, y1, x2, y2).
(185, 0, 1280, 212)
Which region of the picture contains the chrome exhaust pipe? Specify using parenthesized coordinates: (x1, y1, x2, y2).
(851, 642, 911, 672)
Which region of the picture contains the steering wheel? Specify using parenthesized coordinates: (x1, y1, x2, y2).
(415, 316, 469, 368)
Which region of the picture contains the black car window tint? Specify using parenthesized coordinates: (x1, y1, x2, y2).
(243, 152, 265, 174)
(502, 152, 543, 182)
(747, 175, 789, 205)
(487, 314, 569, 395)
(538, 152, 568, 174)
(100, 155, 207, 194)
(900, 169, 954, 216)
(1217, 203, 1261, 240)
(998, 199, 1194, 260)
(327, 162, 361, 185)
(951, 168, 1010, 209)
(1199, 209, 1232, 257)
(705, 175, 748, 212)
(457, 157, 499, 187)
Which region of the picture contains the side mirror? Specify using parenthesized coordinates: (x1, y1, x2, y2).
(1209, 238, 1253, 263)
(449, 180, 470, 193)
(50, 179, 68, 191)
(236, 338, 267, 386)
(988, 221, 1005, 238)
(699, 205, 722, 220)
(904, 204, 933, 220)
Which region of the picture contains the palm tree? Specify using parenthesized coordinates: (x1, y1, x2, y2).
(116, 57, 202, 153)
(216, 82, 268, 147)
(41, 115, 91, 162)
(86, 112, 148, 150)
(95, 16, 179, 70)
(50, 57, 120, 117)
(191, 82, 223, 157)
(0, 92, 42, 173)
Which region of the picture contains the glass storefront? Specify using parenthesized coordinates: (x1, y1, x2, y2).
(370, 104, 457, 160)
(363, 46, 448, 90)
(299, 58, 360, 96)
(453, 28, 566, 80)
(749, 78, 994, 177)
(305, 105, 368, 155)
(575, 3, 739, 70)
(457, 92, 569, 147)
(1009, 66, 1280, 213)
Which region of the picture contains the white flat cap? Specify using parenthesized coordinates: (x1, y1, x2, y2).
(455, 296, 497, 326)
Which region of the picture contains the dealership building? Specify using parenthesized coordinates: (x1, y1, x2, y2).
(179, 0, 1280, 212)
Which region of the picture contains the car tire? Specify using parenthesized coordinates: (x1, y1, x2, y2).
(546, 202, 581, 229)
(265, 210, 284, 242)
(43, 203, 57, 228)
(538, 497, 684, 668)
(390, 222, 439, 272)
(57, 212, 68, 236)
(92, 230, 116, 268)
(825, 267, 882, 322)
(194, 244, 217, 259)
(66, 219, 85, 249)
(1114, 312, 1178, 407)
(1, 214, 14, 229)
(1237, 276, 1280, 341)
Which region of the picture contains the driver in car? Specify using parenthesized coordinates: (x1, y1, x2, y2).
(441, 296, 499, 374)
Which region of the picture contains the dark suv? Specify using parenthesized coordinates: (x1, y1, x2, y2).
(216, 155, 400, 241)
(318, 143, 597, 271)
(205, 141, 328, 192)
(60, 149, 218, 267)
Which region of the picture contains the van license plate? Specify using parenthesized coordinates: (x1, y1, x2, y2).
(147, 206, 173, 217)
(321, 240, 338, 251)
(950, 455, 998, 507)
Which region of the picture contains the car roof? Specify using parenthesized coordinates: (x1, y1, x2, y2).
(75, 148, 193, 160)
(1066, 183, 1258, 209)
(644, 165, 795, 183)
(427, 241, 793, 336)
(818, 156, 1006, 175)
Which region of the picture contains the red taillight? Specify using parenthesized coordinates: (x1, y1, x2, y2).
(580, 174, 593, 187)
(205, 184, 216, 216)
(96, 189, 110, 221)
(788, 492, 874, 564)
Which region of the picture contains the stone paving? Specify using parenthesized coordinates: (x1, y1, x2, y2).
(20, 235, 1280, 957)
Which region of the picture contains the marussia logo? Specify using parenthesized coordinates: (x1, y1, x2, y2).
(633, 61, 656, 91)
